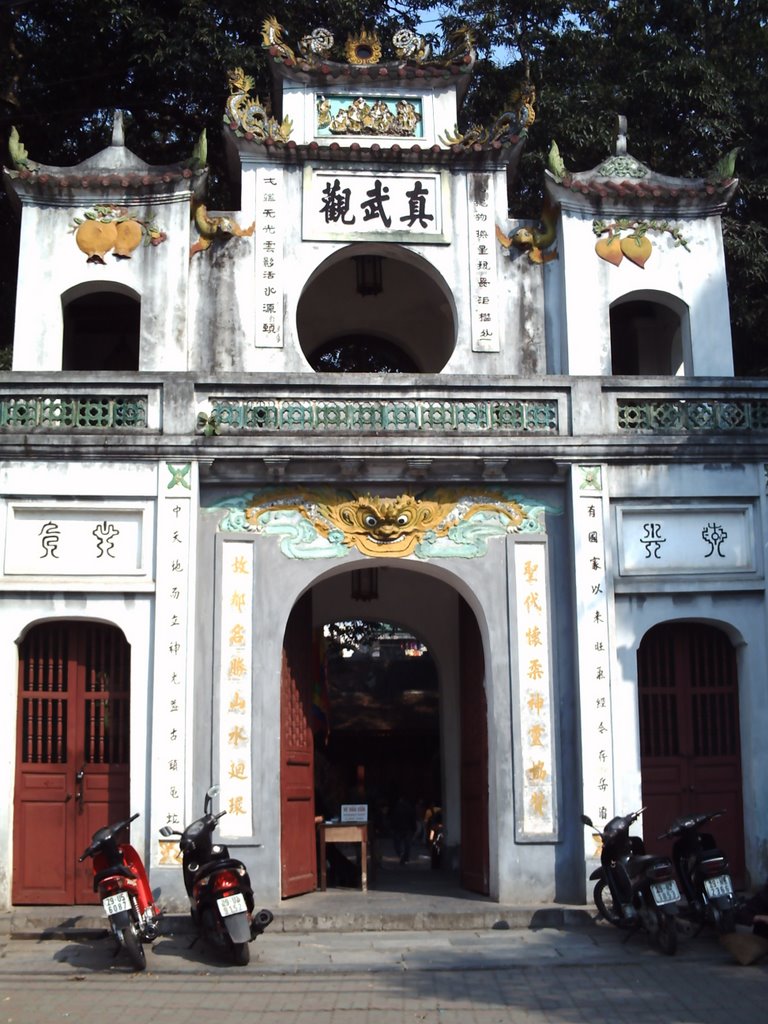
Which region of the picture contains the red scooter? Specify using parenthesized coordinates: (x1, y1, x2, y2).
(79, 812, 160, 971)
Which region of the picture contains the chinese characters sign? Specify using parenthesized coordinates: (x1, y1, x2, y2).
(468, 174, 499, 352)
(515, 542, 556, 838)
(303, 168, 450, 243)
(573, 466, 614, 833)
(218, 540, 254, 837)
(618, 506, 754, 575)
(4, 504, 148, 576)
(255, 168, 285, 348)
(153, 463, 195, 868)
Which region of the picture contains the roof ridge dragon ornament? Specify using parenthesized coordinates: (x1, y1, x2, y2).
(224, 66, 293, 141)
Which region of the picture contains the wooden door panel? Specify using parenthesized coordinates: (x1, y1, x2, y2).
(13, 622, 130, 906)
(12, 786, 71, 903)
(459, 598, 489, 895)
(639, 623, 745, 885)
(280, 593, 317, 898)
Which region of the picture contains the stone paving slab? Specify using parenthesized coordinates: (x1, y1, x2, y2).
(0, 919, 756, 976)
(0, 928, 766, 1024)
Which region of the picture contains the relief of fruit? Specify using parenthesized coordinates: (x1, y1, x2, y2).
(594, 233, 623, 266)
(75, 219, 118, 264)
(619, 232, 653, 268)
(72, 205, 167, 263)
(113, 219, 144, 259)
(592, 218, 689, 269)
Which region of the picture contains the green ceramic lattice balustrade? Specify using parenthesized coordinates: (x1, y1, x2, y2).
(205, 398, 560, 433)
(617, 398, 768, 432)
(0, 396, 148, 429)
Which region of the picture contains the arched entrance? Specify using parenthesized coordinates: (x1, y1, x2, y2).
(279, 570, 488, 898)
(12, 620, 131, 904)
(296, 244, 456, 373)
(637, 621, 745, 884)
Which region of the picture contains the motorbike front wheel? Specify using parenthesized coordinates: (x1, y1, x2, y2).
(231, 940, 250, 966)
(656, 912, 678, 956)
(593, 879, 627, 928)
(121, 924, 147, 971)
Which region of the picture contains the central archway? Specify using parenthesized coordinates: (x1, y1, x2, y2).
(279, 566, 488, 899)
(296, 245, 457, 373)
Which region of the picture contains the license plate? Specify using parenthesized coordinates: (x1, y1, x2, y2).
(704, 874, 733, 898)
(217, 892, 247, 917)
(102, 891, 131, 916)
(651, 880, 680, 906)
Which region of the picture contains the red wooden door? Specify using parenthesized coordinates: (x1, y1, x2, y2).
(13, 621, 130, 904)
(459, 598, 490, 895)
(280, 593, 317, 898)
(638, 622, 745, 885)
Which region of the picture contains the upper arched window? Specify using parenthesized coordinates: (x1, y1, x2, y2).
(297, 247, 455, 373)
(610, 296, 687, 376)
(62, 291, 140, 371)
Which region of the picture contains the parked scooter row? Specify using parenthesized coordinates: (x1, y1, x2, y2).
(80, 786, 273, 970)
(582, 805, 739, 956)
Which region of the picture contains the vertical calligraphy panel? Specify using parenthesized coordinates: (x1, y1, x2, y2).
(255, 167, 284, 349)
(514, 541, 557, 839)
(152, 461, 196, 868)
(217, 540, 254, 837)
(572, 466, 615, 847)
(468, 173, 499, 352)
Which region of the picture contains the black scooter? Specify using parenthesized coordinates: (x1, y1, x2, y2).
(658, 809, 738, 933)
(160, 786, 273, 965)
(582, 807, 682, 955)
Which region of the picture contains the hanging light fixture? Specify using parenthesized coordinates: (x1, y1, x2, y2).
(350, 567, 378, 601)
(354, 255, 383, 297)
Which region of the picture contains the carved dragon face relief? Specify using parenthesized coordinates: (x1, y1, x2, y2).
(322, 494, 452, 556)
(233, 487, 551, 560)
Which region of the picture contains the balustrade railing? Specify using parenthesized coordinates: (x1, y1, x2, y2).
(0, 394, 148, 429)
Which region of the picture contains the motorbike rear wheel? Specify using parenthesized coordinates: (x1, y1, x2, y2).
(593, 879, 626, 928)
(122, 924, 147, 971)
(656, 912, 678, 955)
(713, 906, 736, 934)
(232, 940, 250, 966)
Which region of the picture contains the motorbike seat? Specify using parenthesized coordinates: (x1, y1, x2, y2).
(190, 857, 248, 888)
(93, 863, 137, 890)
(625, 855, 667, 879)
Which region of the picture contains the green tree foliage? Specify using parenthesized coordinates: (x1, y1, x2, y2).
(423, 0, 768, 375)
(0, 0, 419, 351)
(1, 1, 767, 372)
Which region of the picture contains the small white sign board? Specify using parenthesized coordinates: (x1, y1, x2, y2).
(341, 804, 368, 823)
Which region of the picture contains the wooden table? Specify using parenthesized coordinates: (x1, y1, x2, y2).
(317, 821, 369, 892)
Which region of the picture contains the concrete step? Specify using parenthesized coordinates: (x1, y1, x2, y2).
(4, 901, 594, 940)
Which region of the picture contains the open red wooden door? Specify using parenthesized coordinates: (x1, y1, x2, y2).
(280, 593, 317, 898)
(459, 597, 490, 895)
(638, 621, 745, 886)
(13, 621, 130, 904)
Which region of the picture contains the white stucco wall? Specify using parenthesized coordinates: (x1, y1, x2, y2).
(12, 193, 193, 372)
(556, 211, 734, 377)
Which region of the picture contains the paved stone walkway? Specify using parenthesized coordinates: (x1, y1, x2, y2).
(1, 921, 766, 1024)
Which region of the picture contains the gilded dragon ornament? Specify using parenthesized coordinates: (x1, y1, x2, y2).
(215, 488, 557, 560)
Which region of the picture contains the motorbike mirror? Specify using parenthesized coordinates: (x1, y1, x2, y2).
(580, 814, 594, 828)
(204, 784, 220, 814)
(159, 825, 174, 837)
